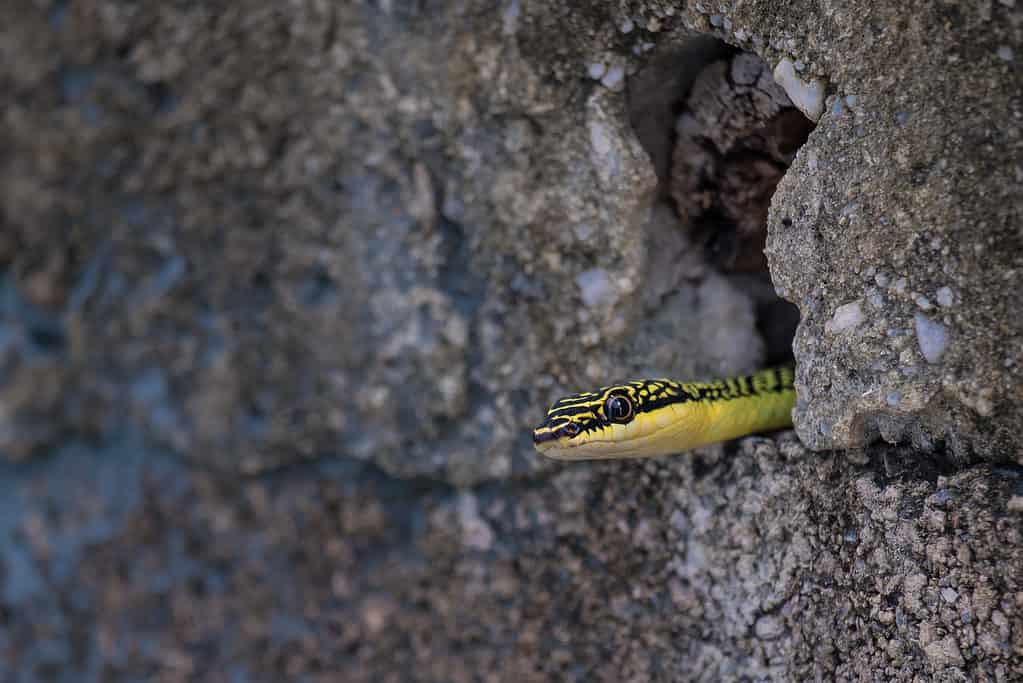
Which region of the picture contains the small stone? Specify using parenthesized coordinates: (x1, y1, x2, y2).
(942, 587, 959, 603)
(600, 65, 625, 91)
(573, 223, 596, 241)
(892, 277, 908, 294)
(886, 392, 901, 407)
(915, 294, 933, 310)
(576, 268, 614, 308)
(754, 615, 784, 640)
(619, 17, 634, 34)
(773, 58, 825, 121)
(914, 314, 948, 363)
(923, 635, 965, 667)
(875, 272, 890, 287)
(935, 286, 954, 307)
(457, 493, 495, 551)
(997, 46, 1014, 62)
(709, 14, 723, 27)
(825, 300, 865, 334)
(587, 62, 607, 80)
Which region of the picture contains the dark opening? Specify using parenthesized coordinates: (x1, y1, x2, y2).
(627, 39, 814, 365)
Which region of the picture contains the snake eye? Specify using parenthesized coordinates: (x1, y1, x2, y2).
(605, 394, 633, 423)
(560, 422, 581, 437)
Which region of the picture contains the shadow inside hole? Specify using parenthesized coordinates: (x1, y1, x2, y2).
(627, 38, 815, 366)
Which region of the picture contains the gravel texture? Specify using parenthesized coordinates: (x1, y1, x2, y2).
(2, 436, 1020, 681)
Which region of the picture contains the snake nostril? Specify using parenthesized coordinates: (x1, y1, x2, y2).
(532, 429, 555, 445)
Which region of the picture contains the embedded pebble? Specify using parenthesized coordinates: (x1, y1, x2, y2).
(587, 62, 607, 80)
(997, 46, 1014, 62)
(709, 14, 723, 27)
(914, 314, 948, 363)
(730, 53, 763, 85)
(936, 286, 954, 307)
(501, 0, 520, 35)
(915, 294, 933, 310)
(923, 635, 965, 667)
(874, 272, 890, 287)
(825, 300, 865, 334)
(773, 58, 825, 120)
(892, 277, 908, 294)
(941, 587, 958, 603)
(576, 268, 614, 307)
(886, 392, 902, 407)
(600, 65, 626, 91)
(619, 18, 634, 34)
(754, 615, 784, 640)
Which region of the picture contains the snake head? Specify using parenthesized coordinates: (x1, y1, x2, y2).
(532, 384, 640, 460)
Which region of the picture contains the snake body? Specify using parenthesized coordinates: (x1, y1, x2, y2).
(532, 366, 795, 460)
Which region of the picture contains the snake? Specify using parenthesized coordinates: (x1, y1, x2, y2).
(532, 365, 796, 460)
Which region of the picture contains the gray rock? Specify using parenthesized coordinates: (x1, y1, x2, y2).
(764, 0, 1023, 460)
(1, 1, 1021, 680)
(1, 436, 1019, 680)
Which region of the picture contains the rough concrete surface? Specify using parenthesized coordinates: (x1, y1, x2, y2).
(1, 0, 1021, 681)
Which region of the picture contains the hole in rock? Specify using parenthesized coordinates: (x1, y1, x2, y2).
(627, 38, 814, 365)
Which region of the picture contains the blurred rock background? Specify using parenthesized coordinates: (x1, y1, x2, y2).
(1, 1, 1021, 681)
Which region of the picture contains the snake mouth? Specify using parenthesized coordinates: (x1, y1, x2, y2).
(532, 420, 582, 447)
(532, 428, 557, 445)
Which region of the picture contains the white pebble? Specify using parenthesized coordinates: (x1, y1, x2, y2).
(601, 65, 626, 91)
(997, 46, 1014, 62)
(587, 62, 607, 80)
(773, 58, 825, 121)
(941, 587, 959, 603)
(619, 17, 634, 34)
(893, 277, 908, 294)
(576, 268, 614, 308)
(915, 314, 948, 363)
(709, 14, 723, 27)
(573, 223, 596, 241)
(915, 294, 933, 310)
(874, 272, 890, 287)
(936, 286, 955, 307)
(825, 300, 865, 334)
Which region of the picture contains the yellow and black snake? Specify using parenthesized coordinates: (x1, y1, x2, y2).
(533, 366, 796, 460)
